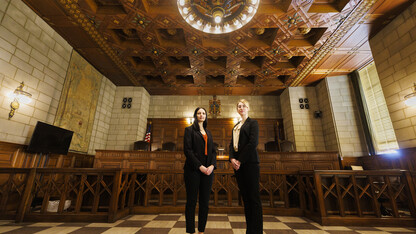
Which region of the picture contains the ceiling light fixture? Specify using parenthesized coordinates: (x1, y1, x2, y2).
(404, 83, 416, 107)
(177, 0, 260, 34)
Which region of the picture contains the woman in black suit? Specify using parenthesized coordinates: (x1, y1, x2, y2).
(229, 99, 263, 234)
(184, 107, 216, 234)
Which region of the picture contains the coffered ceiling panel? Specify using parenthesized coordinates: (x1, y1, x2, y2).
(22, 0, 413, 95)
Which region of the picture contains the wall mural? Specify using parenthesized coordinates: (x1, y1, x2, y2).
(55, 51, 102, 153)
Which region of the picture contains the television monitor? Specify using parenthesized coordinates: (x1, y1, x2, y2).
(27, 121, 74, 155)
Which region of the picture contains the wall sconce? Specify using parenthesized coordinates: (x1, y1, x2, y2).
(187, 117, 194, 125)
(8, 82, 32, 119)
(404, 83, 416, 107)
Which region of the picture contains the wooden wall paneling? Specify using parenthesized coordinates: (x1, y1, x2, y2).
(281, 162, 304, 171)
(148, 118, 283, 153)
(0, 142, 23, 167)
(0, 141, 94, 169)
(309, 162, 338, 170)
(128, 162, 150, 170)
(339, 147, 416, 171)
(402, 148, 416, 171)
(260, 162, 277, 170)
(94, 150, 340, 171)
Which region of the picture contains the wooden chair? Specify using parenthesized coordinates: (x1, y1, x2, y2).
(264, 141, 279, 152)
(162, 142, 176, 151)
(134, 141, 149, 151)
(280, 140, 294, 152)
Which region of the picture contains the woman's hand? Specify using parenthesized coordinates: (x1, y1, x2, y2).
(206, 165, 214, 175)
(199, 165, 208, 174)
(230, 158, 241, 171)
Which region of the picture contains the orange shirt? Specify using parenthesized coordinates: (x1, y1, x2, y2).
(202, 133, 207, 155)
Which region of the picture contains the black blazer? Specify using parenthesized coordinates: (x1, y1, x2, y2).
(183, 122, 217, 171)
(229, 117, 259, 164)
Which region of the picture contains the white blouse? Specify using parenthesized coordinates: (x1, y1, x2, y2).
(232, 120, 245, 152)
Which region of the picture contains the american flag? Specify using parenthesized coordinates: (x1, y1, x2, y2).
(144, 124, 151, 143)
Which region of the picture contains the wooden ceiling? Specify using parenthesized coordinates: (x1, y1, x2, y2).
(23, 0, 412, 95)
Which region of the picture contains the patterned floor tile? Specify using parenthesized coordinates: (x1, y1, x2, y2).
(294, 230, 329, 234)
(69, 227, 111, 234)
(263, 221, 291, 230)
(205, 221, 232, 229)
(154, 215, 181, 221)
(3, 226, 47, 234)
(168, 228, 187, 234)
(264, 230, 297, 234)
(320, 226, 352, 231)
(115, 220, 149, 227)
(85, 220, 124, 227)
(0, 214, 414, 234)
(0, 226, 24, 233)
(285, 222, 321, 230)
(232, 229, 247, 234)
(228, 216, 246, 222)
(374, 227, 415, 232)
(230, 221, 246, 229)
(207, 215, 229, 221)
(136, 227, 170, 233)
(276, 217, 308, 223)
(263, 216, 279, 222)
(347, 226, 382, 231)
(205, 228, 234, 234)
(127, 215, 157, 221)
(325, 231, 359, 234)
(28, 222, 63, 227)
(355, 231, 390, 234)
(172, 220, 187, 228)
(101, 227, 141, 234)
(143, 220, 177, 228)
(35, 226, 81, 234)
(58, 223, 90, 227)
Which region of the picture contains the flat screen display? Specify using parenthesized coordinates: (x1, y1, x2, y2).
(26, 121, 73, 155)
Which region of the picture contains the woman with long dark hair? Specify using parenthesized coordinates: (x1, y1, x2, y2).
(183, 107, 216, 234)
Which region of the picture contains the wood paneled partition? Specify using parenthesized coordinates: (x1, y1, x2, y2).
(0, 141, 94, 168)
(340, 147, 416, 171)
(94, 150, 340, 170)
(148, 118, 284, 152)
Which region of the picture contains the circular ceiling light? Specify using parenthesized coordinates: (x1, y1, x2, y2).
(178, 0, 260, 34)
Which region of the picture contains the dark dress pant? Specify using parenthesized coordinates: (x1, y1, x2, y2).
(235, 163, 263, 234)
(184, 169, 213, 233)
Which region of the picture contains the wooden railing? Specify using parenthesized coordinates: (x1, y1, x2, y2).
(309, 170, 416, 226)
(1, 168, 416, 226)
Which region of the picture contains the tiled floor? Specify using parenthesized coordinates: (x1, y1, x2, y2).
(0, 214, 415, 233)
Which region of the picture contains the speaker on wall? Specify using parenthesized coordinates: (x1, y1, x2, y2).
(122, 97, 132, 109)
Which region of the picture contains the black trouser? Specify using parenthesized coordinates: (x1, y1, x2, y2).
(184, 169, 214, 233)
(235, 163, 263, 234)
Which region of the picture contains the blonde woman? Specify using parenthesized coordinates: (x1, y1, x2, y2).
(229, 99, 263, 233)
